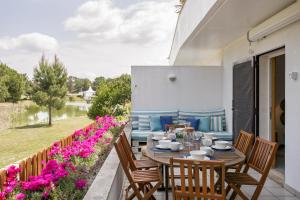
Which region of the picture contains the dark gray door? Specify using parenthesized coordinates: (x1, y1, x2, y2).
(232, 60, 254, 142)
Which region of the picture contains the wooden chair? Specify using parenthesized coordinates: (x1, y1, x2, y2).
(114, 138, 162, 200)
(165, 124, 185, 132)
(234, 130, 255, 156)
(170, 158, 226, 200)
(225, 137, 278, 200)
(119, 132, 159, 170)
(228, 130, 255, 172)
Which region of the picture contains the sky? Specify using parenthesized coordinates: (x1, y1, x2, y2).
(0, 0, 178, 80)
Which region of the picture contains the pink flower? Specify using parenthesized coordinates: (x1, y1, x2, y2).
(4, 186, 13, 194)
(0, 192, 5, 200)
(15, 193, 26, 200)
(42, 191, 49, 198)
(75, 179, 87, 189)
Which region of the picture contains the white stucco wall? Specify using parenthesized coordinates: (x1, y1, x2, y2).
(169, 0, 217, 64)
(131, 66, 223, 111)
(222, 20, 300, 192)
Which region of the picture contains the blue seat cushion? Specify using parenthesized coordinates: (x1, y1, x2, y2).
(131, 130, 165, 142)
(211, 131, 233, 141)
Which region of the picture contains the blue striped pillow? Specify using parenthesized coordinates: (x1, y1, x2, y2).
(210, 116, 223, 132)
(178, 109, 226, 130)
(138, 115, 150, 130)
(131, 121, 139, 130)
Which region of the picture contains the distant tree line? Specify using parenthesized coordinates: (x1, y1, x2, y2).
(0, 57, 131, 124)
(0, 63, 31, 103)
(67, 76, 91, 93)
(67, 76, 114, 94)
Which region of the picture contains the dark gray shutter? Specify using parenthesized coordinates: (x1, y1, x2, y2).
(232, 60, 254, 142)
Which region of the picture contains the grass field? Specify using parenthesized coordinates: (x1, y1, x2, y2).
(0, 116, 92, 168)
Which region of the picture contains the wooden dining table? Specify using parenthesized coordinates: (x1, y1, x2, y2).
(141, 135, 246, 199)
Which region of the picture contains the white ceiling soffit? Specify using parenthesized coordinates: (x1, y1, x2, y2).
(174, 0, 296, 65)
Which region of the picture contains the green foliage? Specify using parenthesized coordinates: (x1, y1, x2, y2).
(92, 76, 105, 91)
(22, 74, 34, 99)
(0, 78, 9, 102)
(50, 176, 85, 200)
(32, 55, 68, 125)
(0, 63, 25, 103)
(88, 74, 131, 119)
(67, 76, 91, 93)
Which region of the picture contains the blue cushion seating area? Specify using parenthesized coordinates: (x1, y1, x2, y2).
(130, 109, 232, 142)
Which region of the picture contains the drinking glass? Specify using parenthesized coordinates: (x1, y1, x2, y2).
(193, 131, 201, 141)
(202, 138, 212, 147)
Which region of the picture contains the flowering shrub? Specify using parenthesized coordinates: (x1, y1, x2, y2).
(0, 116, 123, 200)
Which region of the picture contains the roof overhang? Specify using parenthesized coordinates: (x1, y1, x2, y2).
(172, 0, 296, 65)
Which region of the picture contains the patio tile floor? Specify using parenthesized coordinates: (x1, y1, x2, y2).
(121, 153, 300, 200)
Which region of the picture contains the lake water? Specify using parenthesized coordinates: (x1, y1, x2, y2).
(10, 102, 90, 127)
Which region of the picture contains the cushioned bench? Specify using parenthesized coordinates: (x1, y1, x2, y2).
(130, 109, 232, 146)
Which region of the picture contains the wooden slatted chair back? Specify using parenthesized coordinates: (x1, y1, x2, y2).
(119, 132, 137, 170)
(245, 137, 278, 176)
(170, 158, 226, 200)
(120, 131, 136, 160)
(114, 138, 135, 184)
(234, 130, 255, 155)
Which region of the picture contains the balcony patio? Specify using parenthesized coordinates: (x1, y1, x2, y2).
(82, 123, 299, 200)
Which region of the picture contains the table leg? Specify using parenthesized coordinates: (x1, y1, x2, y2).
(164, 164, 169, 200)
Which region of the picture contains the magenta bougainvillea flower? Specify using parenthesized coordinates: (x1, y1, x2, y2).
(15, 193, 26, 200)
(1, 116, 122, 200)
(75, 179, 87, 190)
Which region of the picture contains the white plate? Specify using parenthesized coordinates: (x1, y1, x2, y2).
(171, 146, 184, 151)
(211, 145, 232, 150)
(155, 145, 171, 149)
(202, 136, 218, 141)
(186, 156, 210, 160)
(155, 145, 184, 151)
(152, 136, 167, 141)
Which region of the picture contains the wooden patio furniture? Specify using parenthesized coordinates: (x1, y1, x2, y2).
(170, 158, 226, 200)
(165, 124, 185, 132)
(225, 137, 278, 200)
(120, 132, 159, 170)
(228, 130, 255, 172)
(114, 138, 162, 200)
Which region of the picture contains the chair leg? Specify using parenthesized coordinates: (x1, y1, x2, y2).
(144, 183, 156, 200)
(143, 181, 162, 200)
(251, 185, 263, 200)
(226, 184, 232, 195)
(229, 183, 248, 200)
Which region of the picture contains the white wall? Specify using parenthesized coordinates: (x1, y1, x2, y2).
(169, 0, 217, 64)
(222, 20, 300, 192)
(131, 66, 223, 111)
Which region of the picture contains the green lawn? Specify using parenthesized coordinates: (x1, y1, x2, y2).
(0, 116, 92, 168)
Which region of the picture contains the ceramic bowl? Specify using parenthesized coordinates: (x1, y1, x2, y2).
(158, 140, 172, 148)
(214, 141, 229, 149)
(190, 150, 207, 160)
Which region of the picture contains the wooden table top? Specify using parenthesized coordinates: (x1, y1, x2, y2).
(142, 137, 245, 167)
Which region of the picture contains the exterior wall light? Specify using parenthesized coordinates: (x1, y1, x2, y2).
(289, 72, 298, 81)
(168, 74, 176, 82)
